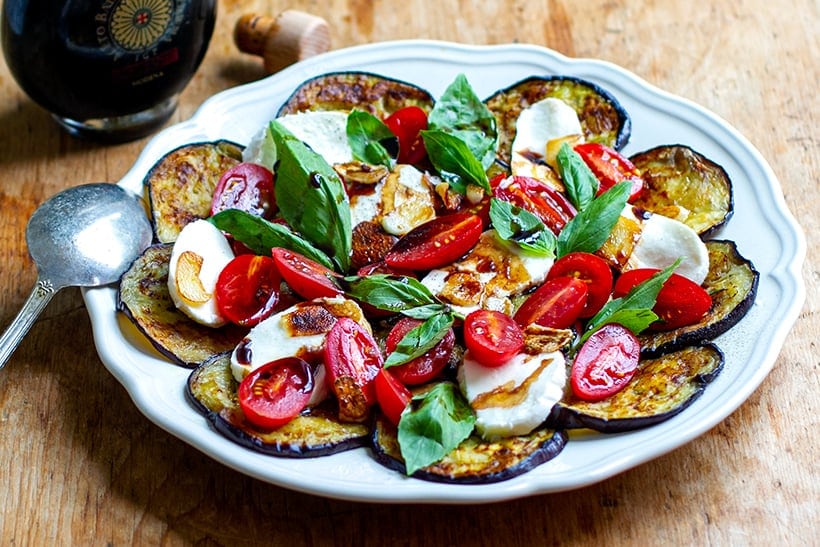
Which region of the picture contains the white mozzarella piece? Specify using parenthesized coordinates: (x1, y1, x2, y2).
(277, 111, 354, 165)
(626, 213, 710, 285)
(458, 350, 567, 439)
(420, 230, 554, 316)
(380, 165, 437, 236)
(349, 179, 385, 227)
(511, 97, 583, 178)
(230, 304, 324, 381)
(167, 219, 234, 327)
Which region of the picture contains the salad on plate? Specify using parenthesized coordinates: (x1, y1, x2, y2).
(118, 71, 758, 484)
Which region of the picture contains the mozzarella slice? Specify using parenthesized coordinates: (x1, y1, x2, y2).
(420, 230, 554, 316)
(380, 165, 437, 236)
(625, 213, 710, 285)
(229, 296, 369, 382)
(243, 110, 355, 167)
(458, 350, 567, 439)
(510, 97, 583, 184)
(167, 219, 234, 327)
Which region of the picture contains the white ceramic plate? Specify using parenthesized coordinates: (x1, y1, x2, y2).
(83, 41, 806, 503)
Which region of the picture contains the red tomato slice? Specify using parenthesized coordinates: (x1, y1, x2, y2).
(463, 309, 525, 367)
(573, 143, 644, 202)
(384, 106, 428, 165)
(374, 368, 412, 426)
(237, 357, 314, 429)
(513, 277, 588, 329)
(271, 247, 342, 301)
(493, 175, 577, 235)
(215, 254, 281, 327)
(571, 323, 640, 401)
(324, 318, 383, 421)
(211, 162, 276, 218)
(384, 317, 455, 385)
(547, 252, 613, 318)
(384, 213, 483, 271)
(613, 269, 713, 331)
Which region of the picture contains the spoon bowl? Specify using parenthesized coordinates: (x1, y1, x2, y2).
(0, 183, 153, 370)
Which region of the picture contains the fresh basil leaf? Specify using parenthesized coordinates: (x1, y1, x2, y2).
(428, 74, 498, 169)
(346, 110, 396, 168)
(556, 181, 631, 257)
(209, 209, 334, 269)
(556, 142, 599, 211)
(341, 274, 438, 312)
(384, 312, 454, 368)
(489, 198, 556, 257)
(400, 304, 453, 320)
(269, 120, 352, 272)
(579, 260, 681, 345)
(421, 130, 491, 194)
(397, 382, 475, 475)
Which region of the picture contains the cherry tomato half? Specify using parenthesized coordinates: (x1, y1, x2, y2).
(324, 318, 383, 422)
(384, 106, 428, 165)
(571, 323, 640, 402)
(573, 143, 644, 202)
(238, 357, 314, 430)
(271, 247, 342, 301)
(513, 277, 588, 329)
(384, 213, 483, 271)
(463, 309, 525, 367)
(547, 252, 613, 318)
(493, 175, 577, 235)
(384, 317, 455, 385)
(211, 162, 276, 218)
(215, 254, 282, 327)
(613, 269, 712, 331)
(374, 368, 412, 426)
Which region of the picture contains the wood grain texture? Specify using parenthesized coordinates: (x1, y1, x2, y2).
(0, 1, 816, 545)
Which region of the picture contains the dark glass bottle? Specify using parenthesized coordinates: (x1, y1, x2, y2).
(1, 0, 216, 142)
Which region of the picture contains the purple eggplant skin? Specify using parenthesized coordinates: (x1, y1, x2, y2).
(145, 140, 243, 244)
(276, 71, 435, 118)
(630, 144, 734, 238)
(484, 75, 632, 166)
(639, 240, 759, 358)
(117, 244, 246, 368)
(371, 415, 568, 484)
(187, 354, 371, 458)
(547, 343, 724, 433)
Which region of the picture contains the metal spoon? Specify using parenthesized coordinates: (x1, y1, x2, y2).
(0, 183, 153, 370)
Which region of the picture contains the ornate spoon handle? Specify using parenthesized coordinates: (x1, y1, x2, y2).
(0, 277, 58, 371)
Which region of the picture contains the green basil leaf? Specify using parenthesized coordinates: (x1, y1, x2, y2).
(341, 274, 438, 312)
(208, 209, 334, 269)
(397, 382, 476, 475)
(346, 109, 396, 168)
(384, 312, 454, 368)
(579, 259, 681, 345)
(556, 180, 631, 257)
(269, 120, 352, 272)
(400, 304, 452, 320)
(556, 142, 599, 211)
(428, 74, 498, 170)
(489, 198, 556, 257)
(421, 129, 490, 194)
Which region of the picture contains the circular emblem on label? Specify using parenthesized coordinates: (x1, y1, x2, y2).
(110, 0, 175, 51)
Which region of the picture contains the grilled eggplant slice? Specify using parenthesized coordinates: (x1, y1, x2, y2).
(371, 415, 567, 484)
(118, 244, 245, 367)
(276, 71, 435, 118)
(639, 240, 758, 356)
(146, 140, 243, 243)
(485, 76, 631, 166)
(549, 344, 724, 433)
(188, 354, 370, 457)
(631, 145, 733, 237)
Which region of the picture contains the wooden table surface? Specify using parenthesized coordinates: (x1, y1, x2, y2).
(1, 1, 816, 544)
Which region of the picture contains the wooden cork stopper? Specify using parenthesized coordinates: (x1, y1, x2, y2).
(234, 11, 331, 74)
